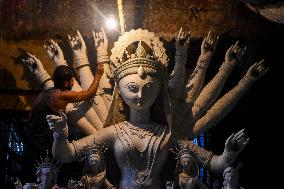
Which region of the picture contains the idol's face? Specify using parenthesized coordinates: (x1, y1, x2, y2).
(180, 154, 193, 168)
(118, 74, 161, 111)
(88, 154, 101, 167)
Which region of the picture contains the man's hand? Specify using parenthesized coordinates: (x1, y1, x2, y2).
(95, 62, 104, 77)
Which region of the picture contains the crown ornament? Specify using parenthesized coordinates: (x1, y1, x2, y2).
(170, 139, 194, 160)
(35, 150, 60, 174)
(110, 29, 168, 81)
(80, 140, 108, 161)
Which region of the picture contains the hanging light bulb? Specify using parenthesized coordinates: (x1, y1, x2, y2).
(106, 15, 117, 30)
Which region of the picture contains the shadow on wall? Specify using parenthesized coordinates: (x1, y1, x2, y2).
(0, 68, 29, 110)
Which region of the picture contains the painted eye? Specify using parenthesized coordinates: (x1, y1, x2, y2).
(127, 85, 139, 93)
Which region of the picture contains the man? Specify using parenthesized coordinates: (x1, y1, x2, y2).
(22, 53, 103, 183)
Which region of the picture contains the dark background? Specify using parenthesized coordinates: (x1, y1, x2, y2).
(0, 0, 283, 188)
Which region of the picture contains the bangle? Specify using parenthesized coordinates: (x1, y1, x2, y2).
(239, 75, 253, 88)
(98, 61, 109, 64)
(41, 78, 52, 88)
(219, 62, 233, 72)
(76, 56, 89, 61)
(76, 64, 90, 70)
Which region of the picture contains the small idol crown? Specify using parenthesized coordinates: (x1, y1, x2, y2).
(35, 150, 60, 174)
(81, 140, 108, 160)
(170, 139, 194, 160)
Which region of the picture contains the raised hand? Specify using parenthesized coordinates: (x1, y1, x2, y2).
(46, 111, 68, 136)
(246, 59, 269, 81)
(201, 30, 219, 59)
(68, 30, 87, 58)
(93, 27, 108, 54)
(93, 27, 111, 78)
(44, 39, 66, 66)
(224, 41, 246, 66)
(225, 129, 249, 154)
(22, 52, 44, 74)
(175, 27, 190, 56)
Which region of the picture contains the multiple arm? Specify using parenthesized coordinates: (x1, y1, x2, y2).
(183, 129, 249, 174)
(52, 64, 103, 104)
(169, 27, 190, 100)
(45, 38, 104, 130)
(46, 112, 113, 162)
(192, 60, 268, 136)
(68, 30, 109, 123)
(209, 129, 249, 174)
(192, 42, 246, 120)
(24, 39, 103, 133)
(185, 31, 219, 104)
(176, 35, 268, 139)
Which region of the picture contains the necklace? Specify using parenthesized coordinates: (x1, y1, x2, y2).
(124, 121, 155, 153)
(125, 123, 154, 139)
(116, 121, 167, 185)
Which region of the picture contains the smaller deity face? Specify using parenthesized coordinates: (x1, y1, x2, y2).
(88, 154, 102, 167)
(180, 154, 193, 168)
(40, 167, 55, 186)
(223, 168, 239, 186)
(118, 73, 161, 111)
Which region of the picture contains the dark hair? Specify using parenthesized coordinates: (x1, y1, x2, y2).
(52, 65, 75, 90)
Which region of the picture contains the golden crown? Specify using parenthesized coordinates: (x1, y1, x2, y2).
(110, 29, 168, 81)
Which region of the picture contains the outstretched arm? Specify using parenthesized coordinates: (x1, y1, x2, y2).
(192, 42, 246, 120)
(192, 60, 268, 136)
(53, 63, 104, 103)
(176, 130, 248, 175)
(45, 39, 104, 130)
(169, 27, 190, 100)
(68, 30, 108, 123)
(46, 112, 114, 162)
(210, 129, 249, 174)
(185, 31, 219, 104)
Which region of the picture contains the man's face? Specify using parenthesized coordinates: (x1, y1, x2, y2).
(64, 77, 75, 90)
